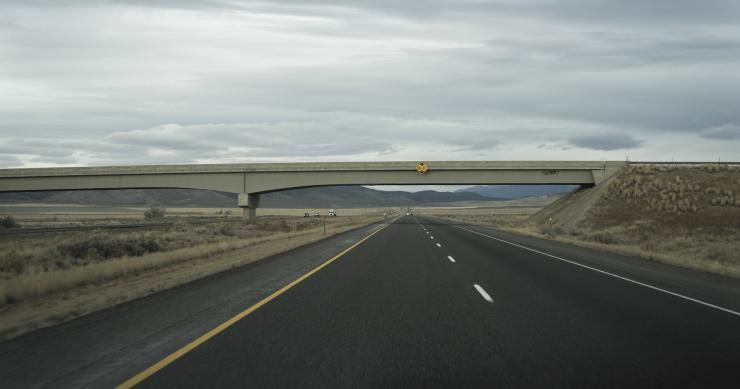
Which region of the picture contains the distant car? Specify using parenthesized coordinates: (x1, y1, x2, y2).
(329, 208, 337, 216)
(303, 211, 310, 217)
(314, 212, 320, 217)
(406, 212, 410, 216)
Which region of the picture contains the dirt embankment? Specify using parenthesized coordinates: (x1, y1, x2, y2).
(0, 215, 387, 340)
(526, 164, 740, 276)
(431, 164, 740, 278)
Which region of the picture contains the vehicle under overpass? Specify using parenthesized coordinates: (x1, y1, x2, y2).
(0, 161, 627, 220)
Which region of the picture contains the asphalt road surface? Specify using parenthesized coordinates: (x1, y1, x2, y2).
(2, 216, 739, 388)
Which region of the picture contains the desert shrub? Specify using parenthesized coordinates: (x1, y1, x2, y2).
(168, 220, 189, 233)
(541, 225, 563, 238)
(294, 220, 319, 231)
(255, 219, 292, 233)
(144, 200, 166, 220)
(218, 224, 235, 236)
(0, 215, 19, 229)
(585, 232, 623, 245)
(272, 220, 292, 233)
(0, 250, 26, 274)
(701, 243, 733, 262)
(55, 234, 162, 261)
(665, 237, 693, 251)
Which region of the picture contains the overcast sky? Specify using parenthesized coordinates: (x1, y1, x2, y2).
(1, 0, 740, 173)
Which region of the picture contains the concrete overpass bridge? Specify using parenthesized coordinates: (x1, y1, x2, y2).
(0, 161, 627, 220)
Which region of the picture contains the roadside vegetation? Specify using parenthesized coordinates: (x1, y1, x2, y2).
(561, 164, 740, 276)
(0, 214, 388, 340)
(143, 200, 166, 220)
(0, 215, 20, 229)
(431, 164, 740, 278)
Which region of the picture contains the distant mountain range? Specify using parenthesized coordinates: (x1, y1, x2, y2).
(0, 186, 490, 208)
(457, 185, 578, 199)
(0, 185, 576, 208)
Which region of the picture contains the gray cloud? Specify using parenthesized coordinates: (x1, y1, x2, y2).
(567, 133, 643, 151)
(0, 154, 20, 167)
(454, 140, 499, 152)
(69, 0, 739, 25)
(1, 0, 739, 169)
(700, 123, 740, 140)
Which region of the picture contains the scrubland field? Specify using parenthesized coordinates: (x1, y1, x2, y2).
(0, 205, 383, 227)
(432, 164, 740, 278)
(420, 206, 542, 227)
(0, 210, 390, 340)
(418, 196, 557, 225)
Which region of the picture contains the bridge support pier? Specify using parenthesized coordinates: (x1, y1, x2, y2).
(238, 193, 260, 223)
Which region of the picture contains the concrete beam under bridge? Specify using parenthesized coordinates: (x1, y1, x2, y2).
(0, 161, 627, 221)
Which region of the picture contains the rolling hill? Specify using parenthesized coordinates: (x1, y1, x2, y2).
(0, 186, 495, 208)
(457, 185, 577, 199)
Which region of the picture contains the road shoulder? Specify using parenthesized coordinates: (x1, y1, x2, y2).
(0, 221, 387, 388)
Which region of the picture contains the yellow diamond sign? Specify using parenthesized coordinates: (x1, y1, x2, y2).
(416, 162, 429, 174)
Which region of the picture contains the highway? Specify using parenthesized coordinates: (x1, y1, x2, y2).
(2, 216, 740, 388)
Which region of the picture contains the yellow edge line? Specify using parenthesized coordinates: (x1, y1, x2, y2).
(117, 222, 391, 388)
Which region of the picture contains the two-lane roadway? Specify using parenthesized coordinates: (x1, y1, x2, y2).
(2, 215, 739, 388)
(133, 215, 740, 388)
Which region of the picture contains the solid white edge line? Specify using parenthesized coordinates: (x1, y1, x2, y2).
(474, 284, 494, 303)
(448, 256, 456, 263)
(436, 243, 442, 247)
(454, 225, 740, 317)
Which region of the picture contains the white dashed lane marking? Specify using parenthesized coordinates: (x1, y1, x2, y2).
(448, 256, 456, 263)
(454, 225, 740, 317)
(473, 284, 494, 303)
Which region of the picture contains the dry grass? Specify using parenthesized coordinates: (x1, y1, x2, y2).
(593, 164, 740, 227)
(434, 212, 740, 278)
(0, 204, 392, 223)
(3, 234, 275, 304)
(0, 214, 388, 339)
(0, 216, 382, 302)
(420, 205, 541, 229)
(541, 231, 740, 278)
(431, 165, 740, 278)
(577, 164, 740, 275)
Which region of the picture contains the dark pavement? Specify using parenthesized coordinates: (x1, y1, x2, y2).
(2, 216, 740, 388)
(0, 222, 386, 388)
(141, 215, 740, 388)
